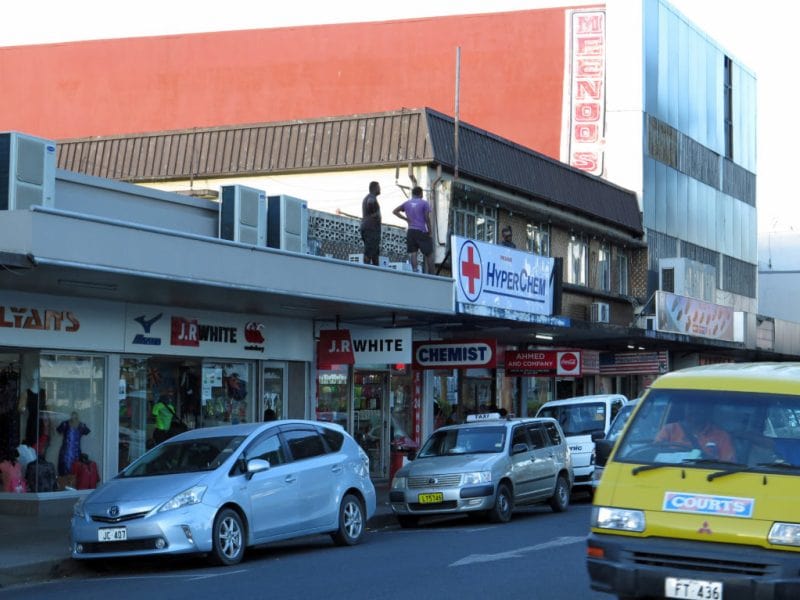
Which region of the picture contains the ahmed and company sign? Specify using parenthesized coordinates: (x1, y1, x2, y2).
(453, 236, 557, 317)
(505, 350, 582, 376)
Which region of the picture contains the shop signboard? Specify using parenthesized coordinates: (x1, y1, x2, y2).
(655, 291, 734, 342)
(317, 327, 412, 367)
(504, 350, 582, 376)
(452, 236, 556, 317)
(125, 304, 313, 361)
(0, 290, 125, 351)
(413, 339, 497, 370)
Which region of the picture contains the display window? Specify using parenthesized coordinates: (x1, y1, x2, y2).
(118, 356, 255, 470)
(0, 351, 105, 494)
(315, 364, 349, 430)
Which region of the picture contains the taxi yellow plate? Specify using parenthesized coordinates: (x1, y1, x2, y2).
(418, 492, 444, 504)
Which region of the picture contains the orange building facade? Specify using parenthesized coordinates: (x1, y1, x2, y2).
(0, 8, 578, 158)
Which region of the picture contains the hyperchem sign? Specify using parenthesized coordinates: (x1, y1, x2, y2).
(453, 236, 556, 316)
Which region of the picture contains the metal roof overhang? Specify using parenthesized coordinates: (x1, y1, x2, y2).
(0, 208, 454, 329)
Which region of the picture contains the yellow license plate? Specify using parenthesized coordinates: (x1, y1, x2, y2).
(418, 492, 444, 504)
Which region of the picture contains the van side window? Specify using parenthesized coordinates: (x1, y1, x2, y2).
(543, 422, 563, 445)
(527, 425, 548, 449)
(511, 426, 530, 451)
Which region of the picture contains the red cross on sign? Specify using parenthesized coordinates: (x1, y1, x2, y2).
(459, 241, 482, 301)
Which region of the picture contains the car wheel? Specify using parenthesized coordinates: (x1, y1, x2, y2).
(209, 508, 245, 566)
(397, 514, 419, 528)
(548, 474, 570, 513)
(331, 493, 366, 546)
(488, 483, 513, 523)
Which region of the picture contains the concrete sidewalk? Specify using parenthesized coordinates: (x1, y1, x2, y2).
(0, 480, 396, 590)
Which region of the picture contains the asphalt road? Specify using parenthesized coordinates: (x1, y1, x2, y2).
(0, 497, 614, 600)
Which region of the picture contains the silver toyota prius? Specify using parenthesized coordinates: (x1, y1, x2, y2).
(70, 420, 376, 565)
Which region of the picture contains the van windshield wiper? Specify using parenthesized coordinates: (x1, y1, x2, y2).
(632, 457, 737, 476)
(707, 460, 800, 481)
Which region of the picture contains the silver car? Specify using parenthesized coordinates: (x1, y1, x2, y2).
(70, 420, 376, 565)
(389, 415, 573, 527)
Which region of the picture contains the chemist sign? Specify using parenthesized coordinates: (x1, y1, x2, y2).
(317, 328, 412, 367)
(413, 339, 497, 370)
(453, 235, 556, 316)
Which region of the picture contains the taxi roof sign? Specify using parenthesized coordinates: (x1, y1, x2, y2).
(466, 412, 502, 422)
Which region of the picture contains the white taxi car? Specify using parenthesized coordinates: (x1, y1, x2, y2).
(388, 414, 573, 527)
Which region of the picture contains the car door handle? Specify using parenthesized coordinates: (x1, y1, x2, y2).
(284, 475, 297, 484)
(331, 464, 343, 473)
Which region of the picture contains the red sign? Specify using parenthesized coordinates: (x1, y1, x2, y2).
(505, 350, 582, 376)
(317, 329, 355, 367)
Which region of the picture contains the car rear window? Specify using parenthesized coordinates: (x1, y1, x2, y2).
(319, 426, 345, 452)
(283, 428, 327, 460)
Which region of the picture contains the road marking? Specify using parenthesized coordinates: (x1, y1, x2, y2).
(449, 536, 585, 566)
(95, 568, 248, 582)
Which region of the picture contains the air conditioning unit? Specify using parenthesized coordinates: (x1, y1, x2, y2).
(219, 185, 267, 246)
(0, 132, 57, 211)
(267, 195, 308, 254)
(590, 301, 610, 323)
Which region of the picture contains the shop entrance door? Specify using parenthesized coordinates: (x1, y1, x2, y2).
(353, 370, 388, 479)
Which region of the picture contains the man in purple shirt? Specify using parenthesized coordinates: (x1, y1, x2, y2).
(393, 186, 435, 274)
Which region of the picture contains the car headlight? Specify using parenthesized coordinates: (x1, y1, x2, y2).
(391, 476, 407, 490)
(73, 498, 86, 519)
(158, 485, 207, 512)
(592, 506, 645, 532)
(769, 522, 800, 546)
(462, 471, 492, 485)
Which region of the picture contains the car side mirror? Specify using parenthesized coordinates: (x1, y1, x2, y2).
(406, 450, 417, 461)
(591, 431, 606, 442)
(245, 458, 270, 480)
(512, 443, 529, 455)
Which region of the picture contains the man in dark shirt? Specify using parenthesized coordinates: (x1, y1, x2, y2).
(360, 181, 382, 265)
(500, 225, 516, 248)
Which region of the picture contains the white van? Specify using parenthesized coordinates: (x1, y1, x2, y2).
(536, 394, 627, 492)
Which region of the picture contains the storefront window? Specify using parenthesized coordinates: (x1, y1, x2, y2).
(389, 368, 417, 449)
(316, 365, 349, 430)
(261, 364, 285, 420)
(119, 356, 254, 469)
(33, 353, 105, 491)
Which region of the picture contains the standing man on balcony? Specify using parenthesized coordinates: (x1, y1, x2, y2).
(360, 181, 382, 266)
(393, 186, 435, 274)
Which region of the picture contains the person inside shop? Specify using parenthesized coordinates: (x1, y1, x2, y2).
(655, 402, 736, 461)
(152, 392, 177, 446)
(56, 411, 91, 476)
(500, 225, 516, 248)
(0, 448, 27, 493)
(71, 452, 100, 490)
(25, 450, 57, 493)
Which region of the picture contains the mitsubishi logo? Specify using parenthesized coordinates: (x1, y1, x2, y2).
(458, 241, 483, 302)
(698, 520, 712, 534)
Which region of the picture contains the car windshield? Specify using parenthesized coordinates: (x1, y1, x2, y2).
(538, 402, 606, 436)
(614, 389, 800, 473)
(120, 436, 247, 477)
(606, 404, 636, 442)
(417, 427, 506, 457)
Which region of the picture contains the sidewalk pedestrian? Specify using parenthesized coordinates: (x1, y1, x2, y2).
(360, 181, 382, 265)
(393, 186, 435, 274)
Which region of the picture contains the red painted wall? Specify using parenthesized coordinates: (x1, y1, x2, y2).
(0, 9, 576, 157)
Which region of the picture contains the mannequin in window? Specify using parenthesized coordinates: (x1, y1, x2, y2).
(56, 411, 91, 476)
(0, 448, 27, 493)
(26, 451, 56, 492)
(71, 452, 100, 490)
